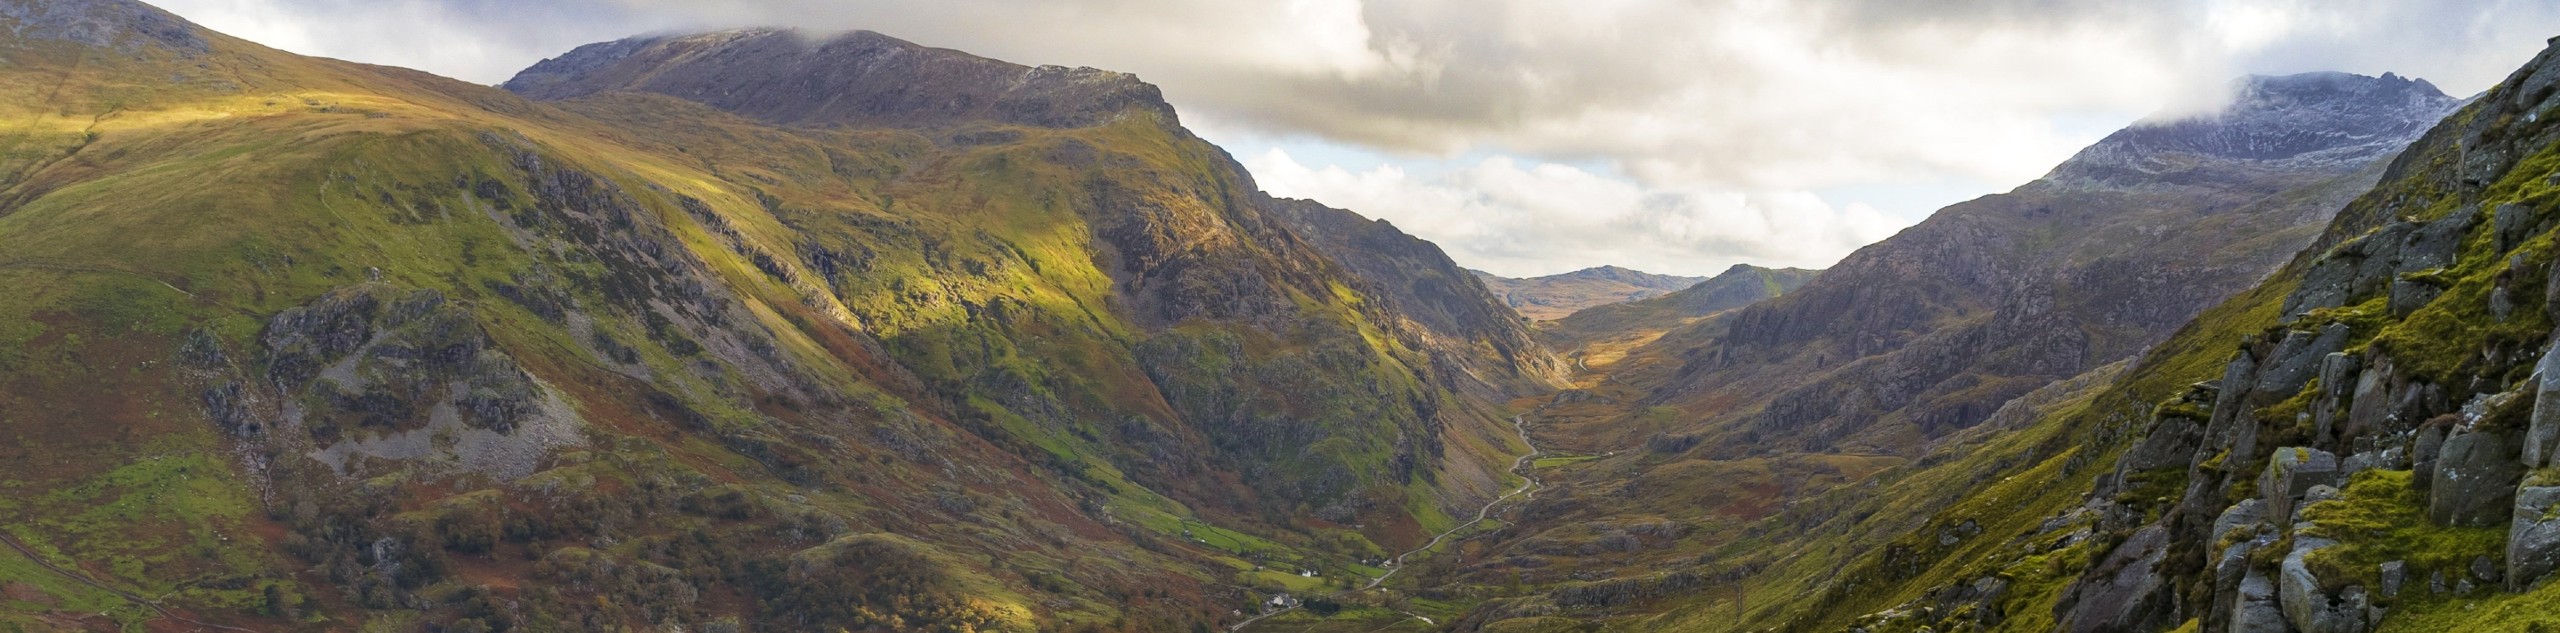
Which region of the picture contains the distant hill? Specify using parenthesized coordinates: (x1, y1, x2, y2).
(1472, 265, 1707, 319)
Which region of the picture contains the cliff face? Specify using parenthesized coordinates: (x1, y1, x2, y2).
(0, 6, 1552, 631)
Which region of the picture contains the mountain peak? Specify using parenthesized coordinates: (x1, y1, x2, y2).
(0, 0, 207, 55)
(505, 28, 1176, 130)
(2038, 70, 2461, 190)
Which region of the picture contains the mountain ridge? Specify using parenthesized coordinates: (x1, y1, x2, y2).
(1472, 265, 1711, 320)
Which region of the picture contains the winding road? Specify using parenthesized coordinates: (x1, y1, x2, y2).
(1229, 415, 1545, 631)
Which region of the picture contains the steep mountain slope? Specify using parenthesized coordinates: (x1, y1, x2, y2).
(1596, 36, 2560, 633)
(1395, 72, 2465, 631)
(0, 4, 1555, 631)
(1474, 266, 1708, 320)
(1665, 71, 2455, 456)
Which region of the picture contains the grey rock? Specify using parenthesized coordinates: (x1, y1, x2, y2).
(2317, 352, 2361, 444)
(2263, 447, 2342, 528)
(2492, 286, 2518, 321)
(2414, 423, 2450, 492)
(2379, 560, 2408, 597)
(2344, 353, 2399, 439)
(2214, 499, 2270, 543)
(2431, 430, 2528, 527)
(2257, 325, 2355, 401)
(2281, 536, 2373, 633)
(2498, 202, 2540, 252)
(2060, 525, 2176, 633)
(2400, 204, 2481, 275)
(2390, 276, 2449, 318)
(2339, 447, 2404, 480)
(2509, 484, 2560, 591)
(2120, 415, 2207, 475)
(2528, 340, 2560, 468)
(2233, 566, 2292, 633)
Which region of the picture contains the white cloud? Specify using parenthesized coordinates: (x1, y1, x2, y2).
(141, 0, 2560, 274)
(1246, 149, 1908, 277)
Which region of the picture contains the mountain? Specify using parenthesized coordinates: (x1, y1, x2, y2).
(1414, 71, 2466, 629)
(1539, 264, 1821, 350)
(1587, 36, 2560, 633)
(1674, 71, 2458, 456)
(0, 4, 1556, 631)
(1473, 265, 1708, 320)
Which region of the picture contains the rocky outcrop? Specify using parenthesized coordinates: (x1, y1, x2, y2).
(262, 284, 584, 480)
(2282, 205, 2483, 320)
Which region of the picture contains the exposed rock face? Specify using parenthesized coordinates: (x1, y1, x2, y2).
(263, 284, 584, 480)
(505, 28, 1176, 130)
(2430, 429, 2527, 527)
(2058, 525, 2177, 633)
(2285, 204, 2483, 319)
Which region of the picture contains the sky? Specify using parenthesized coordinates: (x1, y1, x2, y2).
(151, 0, 2560, 277)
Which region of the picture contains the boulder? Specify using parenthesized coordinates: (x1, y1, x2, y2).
(2344, 353, 2398, 439)
(2529, 340, 2560, 469)
(2263, 447, 2342, 528)
(2430, 430, 2528, 527)
(2380, 561, 2408, 598)
(2280, 536, 2374, 633)
(2512, 484, 2560, 591)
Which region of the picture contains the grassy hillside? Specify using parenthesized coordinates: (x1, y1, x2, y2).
(0, 4, 1553, 631)
(1439, 36, 2560, 633)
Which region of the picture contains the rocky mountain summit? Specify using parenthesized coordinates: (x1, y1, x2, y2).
(2044, 72, 2462, 191)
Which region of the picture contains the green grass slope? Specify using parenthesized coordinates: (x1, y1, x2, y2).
(0, 3, 1553, 631)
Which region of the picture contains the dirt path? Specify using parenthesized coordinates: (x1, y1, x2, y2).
(1231, 415, 1545, 631)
